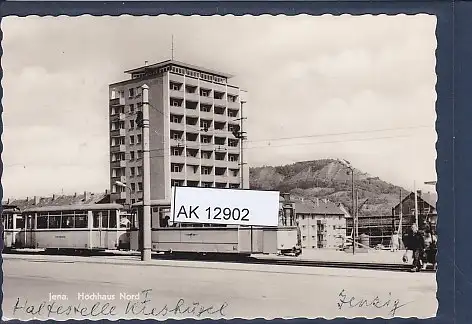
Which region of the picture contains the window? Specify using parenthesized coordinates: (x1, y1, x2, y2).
(172, 132, 181, 140)
(130, 135, 135, 145)
(130, 120, 135, 129)
(137, 166, 143, 175)
(172, 148, 181, 156)
(171, 115, 180, 123)
(202, 167, 212, 175)
(229, 155, 238, 162)
(201, 120, 209, 129)
(201, 136, 211, 144)
(131, 183, 136, 192)
(172, 180, 183, 187)
(130, 152, 135, 161)
(129, 88, 135, 98)
(62, 215, 74, 228)
(138, 182, 143, 191)
(170, 82, 181, 91)
(37, 215, 48, 229)
(137, 134, 142, 144)
(171, 99, 181, 107)
(129, 104, 135, 113)
(172, 164, 181, 172)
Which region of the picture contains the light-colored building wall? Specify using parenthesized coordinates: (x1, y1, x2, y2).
(109, 60, 246, 204)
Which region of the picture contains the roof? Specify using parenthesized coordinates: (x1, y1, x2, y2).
(293, 200, 345, 216)
(124, 60, 234, 79)
(23, 203, 123, 213)
(131, 199, 171, 207)
(394, 191, 437, 210)
(6, 192, 110, 212)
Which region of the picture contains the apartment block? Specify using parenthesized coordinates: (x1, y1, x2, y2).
(108, 60, 248, 205)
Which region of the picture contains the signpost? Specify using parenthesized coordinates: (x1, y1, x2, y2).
(170, 187, 280, 227)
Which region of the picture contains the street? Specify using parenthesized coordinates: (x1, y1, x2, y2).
(3, 254, 437, 320)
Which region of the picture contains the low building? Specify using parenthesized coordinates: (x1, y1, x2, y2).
(280, 194, 348, 250)
(392, 190, 437, 232)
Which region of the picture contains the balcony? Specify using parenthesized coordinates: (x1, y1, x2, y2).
(110, 129, 126, 137)
(214, 160, 228, 168)
(111, 160, 127, 168)
(186, 156, 200, 165)
(186, 172, 200, 182)
(227, 146, 240, 154)
(169, 90, 184, 99)
(185, 92, 199, 102)
(228, 176, 241, 184)
(200, 96, 213, 105)
(111, 175, 127, 184)
(200, 158, 214, 167)
(170, 155, 186, 164)
(201, 174, 214, 182)
(171, 171, 185, 180)
(200, 110, 213, 119)
(170, 105, 185, 115)
(213, 114, 227, 123)
(228, 101, 240, 110)
(186, 108, 199, 118)
(110, 144, 126, 153)
(110, 97, 125, 106)
(111, 191, 127, 200)
(215, 175, 228, 183)
(169, 138, 184, 147)
(170, 122, 185, 131)
(214, 128, 231, 137)
(227, 86, 239, 96)
(214, 98, 226, 107)
(110, 113, 126, 121)
(185, 141, 200, 149)
(227, 160, 239, 169)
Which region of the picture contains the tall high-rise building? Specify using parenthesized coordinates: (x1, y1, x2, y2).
(108, 60, 248, 205)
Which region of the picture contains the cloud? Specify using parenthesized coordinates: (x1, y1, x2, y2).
(1, 14, 437, 197)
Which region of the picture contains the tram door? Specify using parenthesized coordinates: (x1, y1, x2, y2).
(25, 214, 35, 248)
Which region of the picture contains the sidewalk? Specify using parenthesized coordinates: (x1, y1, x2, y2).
(258, 249, 409, 265)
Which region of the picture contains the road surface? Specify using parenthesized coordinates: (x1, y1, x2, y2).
(2, 254, 437, 320)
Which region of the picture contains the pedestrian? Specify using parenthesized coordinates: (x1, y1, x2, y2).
(402, 223, 425, 272)
(391, 230, 400, 252)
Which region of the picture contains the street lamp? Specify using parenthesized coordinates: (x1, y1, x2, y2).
(337, 159, 356, 254)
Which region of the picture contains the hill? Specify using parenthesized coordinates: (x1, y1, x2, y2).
(249, 159, 408, 216)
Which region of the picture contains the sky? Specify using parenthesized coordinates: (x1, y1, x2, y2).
(1, 14, 438, 199)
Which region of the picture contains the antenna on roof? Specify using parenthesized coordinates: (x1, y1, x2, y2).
(171, 34, 174, 60)
(144, 60, 148, 67)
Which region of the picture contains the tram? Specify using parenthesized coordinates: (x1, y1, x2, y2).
(128, 200, 301, 256)
(2, 204, 24, 250)
(15, 203, 132, 252)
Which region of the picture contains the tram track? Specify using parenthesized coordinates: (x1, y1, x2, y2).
(3, 249, 436, 273)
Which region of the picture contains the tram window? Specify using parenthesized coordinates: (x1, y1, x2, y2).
(92, 212, 101, 228)
(16, 217, 25, 229)
(37, 216, 48, 229)
(109, 213, 117, 228)
(74, 215, 87, 228)
(62, 215, 74, 228)
(48, 216, 61, 229)
(5, 215, 12, 229)
(102, 214, 109, 228)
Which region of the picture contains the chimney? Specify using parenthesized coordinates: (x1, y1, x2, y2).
(282, 193, 291, 201)
(34, 196, 40, 205)
(26, 197, 29, 202)
(7, 198, 10, 205)
(52, 194, 56, 200)
(84, 191, 90, 201)
(105, 189, 109, 195)
(74, 192, 77, 198)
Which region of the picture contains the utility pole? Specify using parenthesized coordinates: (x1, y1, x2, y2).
(141, 84, 151, 262)
(351, 168, 355, 254)
(355, 189, 359, 240)
(398, 189, 403, 235)
(414, 181, 419, 228)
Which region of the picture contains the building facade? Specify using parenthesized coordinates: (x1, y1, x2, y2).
(280, 194, 348, 250)
(108, 60, 248, 205)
